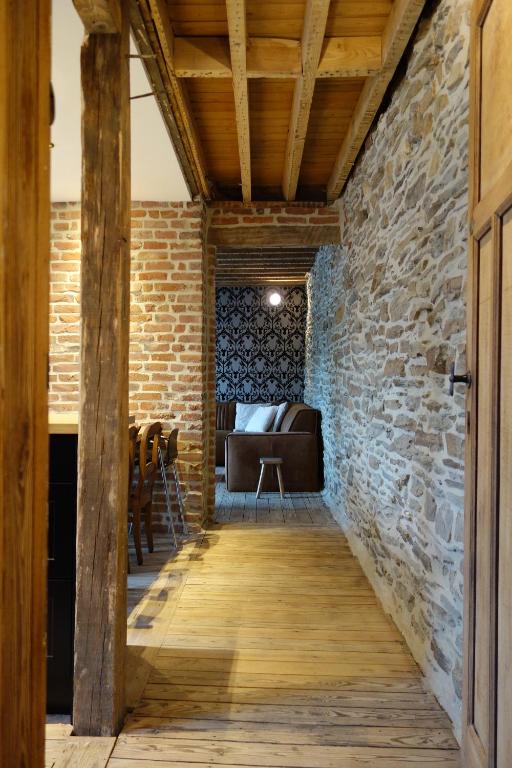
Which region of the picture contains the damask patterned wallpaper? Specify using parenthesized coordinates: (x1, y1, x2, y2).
(216, 286, 308, 402)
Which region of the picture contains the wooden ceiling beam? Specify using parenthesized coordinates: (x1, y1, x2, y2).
(174, 36, 381, 79)
(282, 0, 331, 202)
(226, 0, 251, 202)
(218, 266, 312, 273)
(217, 278, 308, 285)
(326, 0, 426, 201)
(209, 223, 339, 248)
(217, 261, 315, 267)
(217, 257, 315, 264)
(318, 36, 381, 77)
(73, 0, 121, 32)
(130, 0, 211, 199)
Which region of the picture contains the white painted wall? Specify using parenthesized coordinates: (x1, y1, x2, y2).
(51, 0, 190, 202)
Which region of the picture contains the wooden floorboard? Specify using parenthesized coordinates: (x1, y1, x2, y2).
(46, 479, 460, 767)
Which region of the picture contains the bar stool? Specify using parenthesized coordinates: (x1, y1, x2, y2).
(256, 457, 285, 499)
(159, 428, 188, 539)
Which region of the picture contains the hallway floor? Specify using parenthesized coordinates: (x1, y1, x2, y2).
(46, 487, 460, 767)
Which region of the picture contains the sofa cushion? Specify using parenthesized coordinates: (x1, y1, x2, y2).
(216, 401, 236, 431)
(280, 403, 319, 433)
(272, 401, 289, 432)
(245, 405, 278, 432)
(235, 402, 270, 431)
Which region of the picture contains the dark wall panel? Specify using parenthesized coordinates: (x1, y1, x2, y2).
(216, 286, 307, 402)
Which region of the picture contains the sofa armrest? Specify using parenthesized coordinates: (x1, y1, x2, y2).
(225, 431, 320, 492)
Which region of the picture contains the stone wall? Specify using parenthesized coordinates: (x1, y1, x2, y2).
(304, 0, 470, 734)
(50, 201, 215, 529)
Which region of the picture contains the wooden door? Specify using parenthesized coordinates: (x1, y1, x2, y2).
(464, 0, 512, 766)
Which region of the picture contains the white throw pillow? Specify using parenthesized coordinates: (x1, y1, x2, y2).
(235, 402, 270, 431)
(272, 401, 289, 432)
(245, 405, 278, 433)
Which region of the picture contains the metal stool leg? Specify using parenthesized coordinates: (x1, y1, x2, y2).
(256, 463, 266, 499)
(276, 465, 285, 499)
(172, 461, 188, 535)
(158, 445, 178, 549)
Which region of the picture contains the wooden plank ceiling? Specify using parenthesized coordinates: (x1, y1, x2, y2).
(216, 246, 319, 285)
(130, 0, 425, 202)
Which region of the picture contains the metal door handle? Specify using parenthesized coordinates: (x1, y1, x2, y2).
(449, 362, 472, 396)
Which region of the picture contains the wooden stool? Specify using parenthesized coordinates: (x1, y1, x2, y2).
(256, 457, 285, 499)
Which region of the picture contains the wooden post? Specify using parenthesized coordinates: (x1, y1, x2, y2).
(0, 1, 50, 766)
(73, 6, 131, 736)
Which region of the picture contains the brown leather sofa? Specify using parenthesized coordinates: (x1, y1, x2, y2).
(216, 401, 236, 466)
(219, 403, 322, 493)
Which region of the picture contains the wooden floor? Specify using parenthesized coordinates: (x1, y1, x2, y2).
(46, 482, 460, 767)
(214, 472, 337, 526)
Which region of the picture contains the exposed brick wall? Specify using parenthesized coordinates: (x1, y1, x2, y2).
(49, 199, 341, 531)
(50, 201, 214, 530)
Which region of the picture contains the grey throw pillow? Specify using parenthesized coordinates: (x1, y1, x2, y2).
(272, 401, 289, 432)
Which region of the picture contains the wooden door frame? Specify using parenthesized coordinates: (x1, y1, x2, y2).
(0, 2, 51, 766)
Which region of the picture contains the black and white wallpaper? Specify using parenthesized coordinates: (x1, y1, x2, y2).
(216, 286, 308, 402)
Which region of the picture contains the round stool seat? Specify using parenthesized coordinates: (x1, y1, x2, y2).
(256, 457, 285, 498)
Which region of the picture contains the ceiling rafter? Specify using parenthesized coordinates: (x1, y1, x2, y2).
(226, 0, 251, 201)
(282, 0, 332, 202)
(173, 36, 381, 80)
(216, 248, 316, 284)
(127, 0, 426, 202)
(326, 0, 426, 201)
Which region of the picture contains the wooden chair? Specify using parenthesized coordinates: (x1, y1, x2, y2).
(128, 425, 142, 566)
(137, 421, 162, 554)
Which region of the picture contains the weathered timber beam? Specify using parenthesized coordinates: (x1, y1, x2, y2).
(282, 0, 331, 201)
(217, 278, 308, 285)
(326, 0, 425, 201)
(174, 36, 381, 79)
(129, 1, 203, 199)
(226, 0, 251, 201)
(73, 9, 130, 736)
(218, 267, 314, 272)
(0, 2, 50, 766)
(217, 260, 316, 267)
(208, 224, 340, 248)
(129, 0, 211, 198)
(144, 0, 211, 198)
(73, 0, 121, 32)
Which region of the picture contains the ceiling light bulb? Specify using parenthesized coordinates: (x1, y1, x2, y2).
(268, 291, 282, 306)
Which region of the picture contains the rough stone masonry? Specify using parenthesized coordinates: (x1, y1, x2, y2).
(305, 0, 471, 736)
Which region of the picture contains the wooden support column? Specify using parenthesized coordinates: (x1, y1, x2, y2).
(73, 4, 130, 736)
(0, 1, 50, 766)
